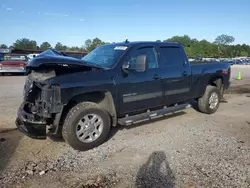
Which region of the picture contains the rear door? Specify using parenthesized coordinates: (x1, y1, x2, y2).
(117, 46, 164, 115)
(158, 46, 192, 105)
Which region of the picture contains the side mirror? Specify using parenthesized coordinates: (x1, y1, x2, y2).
(122, 61, 130, 73)
(136, 55, 147, 72)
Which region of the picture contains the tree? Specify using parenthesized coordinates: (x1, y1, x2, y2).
(84, 39, 92, 52)
(68, 46, 80, 51)
(40, 42, 51, 50)
(92, 38, 106, 48)
(240, 51, 248, 57)
(55, 42, 67, 51)
(84, 38, 107, 52)
(0, 44, 8, 49)
(214, 34, 235, 45)
(167, 35, 192, 47)
(13, 38, 37, 50)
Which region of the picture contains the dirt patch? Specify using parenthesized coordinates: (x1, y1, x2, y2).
(0, 130, 23, 173)
(0, 128, 18, 133)
(225, 84, 250, 94)
(71, 172, 121, 188)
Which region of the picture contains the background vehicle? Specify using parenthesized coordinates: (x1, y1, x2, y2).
(27, 53, 40, 60)
(16, 42, 231, 151)
(0, 54, 28, 74)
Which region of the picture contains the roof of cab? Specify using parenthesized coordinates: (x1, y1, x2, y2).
(108, 41, 182, 47)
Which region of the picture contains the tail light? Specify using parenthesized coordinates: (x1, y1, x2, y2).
(0, 63, 2, 70)
(221, 68, 231, 78)
(20, 62, 26, 69)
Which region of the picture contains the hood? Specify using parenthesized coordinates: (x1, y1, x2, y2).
(26, 49, 103, 69)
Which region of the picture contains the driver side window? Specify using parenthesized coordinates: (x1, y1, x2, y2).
(129, 47, 158, 70)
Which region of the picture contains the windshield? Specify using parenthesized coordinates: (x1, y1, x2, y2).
(82, 44, 128, 68)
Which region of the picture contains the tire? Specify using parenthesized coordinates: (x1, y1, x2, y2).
(198, 86, 220, 114)
(215, 79, 224, 99)
(62, 102, 111, 151)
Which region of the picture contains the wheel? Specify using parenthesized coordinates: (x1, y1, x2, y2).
(62, 102, 111, 151)
(198, 86, 220, 114)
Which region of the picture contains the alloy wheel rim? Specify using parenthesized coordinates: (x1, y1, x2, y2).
(76, 114, 104, 143)
(209, 92, 219, 109)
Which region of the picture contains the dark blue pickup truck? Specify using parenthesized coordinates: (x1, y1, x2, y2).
(16, 41, 231, 151)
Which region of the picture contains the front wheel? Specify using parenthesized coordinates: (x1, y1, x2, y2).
(198, 86, 220, 114)
(62, 102, 111, 151)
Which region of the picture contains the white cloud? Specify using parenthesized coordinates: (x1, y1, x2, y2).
(79, 18, 84, 22)
(43, 12, 69, 17)
(43, 12, 51, 15)
(6, 7, 13, 11)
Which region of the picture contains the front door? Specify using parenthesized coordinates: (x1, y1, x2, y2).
(117, 46, 164, 116)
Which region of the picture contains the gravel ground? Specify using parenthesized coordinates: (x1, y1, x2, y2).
(0, 66, 250, 188)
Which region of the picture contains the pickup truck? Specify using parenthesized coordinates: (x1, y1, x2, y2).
(16, 42, 231, 151)
(0, 54, 28, 74)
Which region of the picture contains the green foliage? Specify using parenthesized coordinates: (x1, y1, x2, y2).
(214, 34, 235, 45)
(40, 42, 51, 50)
(84, 39, 92, 52)
(166, 35, 249, 58)
(68, 46, 80, 51)
(84, 38, 107, 52)
(55, 42, 67, 51)
(0, 44, 8, 49)
(13, 38, 37, 50)
(240, 51, 248, 57)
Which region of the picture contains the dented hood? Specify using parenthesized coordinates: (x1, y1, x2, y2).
(26, 49, 103, 69)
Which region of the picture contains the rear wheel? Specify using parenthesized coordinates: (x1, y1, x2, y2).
(62, 102, 111, 151)
(198, 86, 220, 114)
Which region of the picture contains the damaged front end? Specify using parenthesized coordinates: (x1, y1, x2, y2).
(16, 69, 63, 139)
(16, 49, 102, 139)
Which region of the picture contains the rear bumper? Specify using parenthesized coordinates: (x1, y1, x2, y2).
(15, 104, 47, 139)
(0, 69, 26, 73)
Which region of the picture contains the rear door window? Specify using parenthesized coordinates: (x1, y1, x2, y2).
(159, 47, 185, 67)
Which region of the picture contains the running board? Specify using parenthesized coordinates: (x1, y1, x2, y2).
(118, 103, 190, 125)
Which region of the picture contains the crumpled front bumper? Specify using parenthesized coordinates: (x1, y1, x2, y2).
(15, 103, 47, 139)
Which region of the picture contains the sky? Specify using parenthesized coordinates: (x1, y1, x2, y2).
(0, 0, 250, 47)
